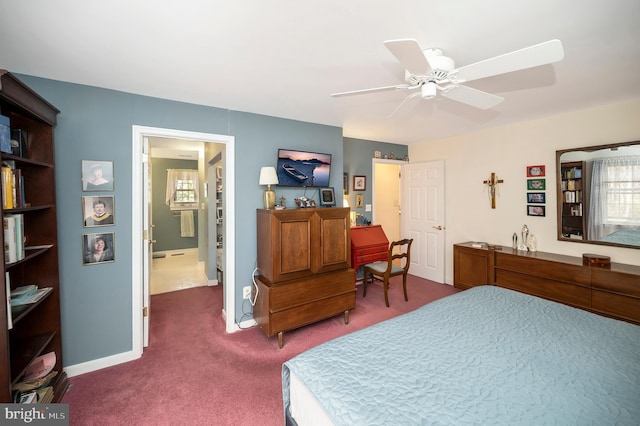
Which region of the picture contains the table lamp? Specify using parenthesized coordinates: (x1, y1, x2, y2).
(259, 166, 279, 209)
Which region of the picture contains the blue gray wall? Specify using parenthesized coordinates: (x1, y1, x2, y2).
(19, 75, 347, 366)
(151, 158, 199, 252)
(343, 137, 409, 223)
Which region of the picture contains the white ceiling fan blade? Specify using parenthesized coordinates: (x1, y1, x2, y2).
(384, 39, 432, 76)
(331, 84, 410, 97)
(442, 85, 504, 110)
(454, 39, 564, 83)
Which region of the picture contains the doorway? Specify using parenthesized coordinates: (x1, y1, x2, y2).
(148, 138, 210, 295)
(372, 159, 404, 243)
(132, 126, 236, 358)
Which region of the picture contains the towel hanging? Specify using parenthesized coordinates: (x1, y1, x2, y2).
(180, 210, 195, 237)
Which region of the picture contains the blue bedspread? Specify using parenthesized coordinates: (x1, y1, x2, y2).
(282, 286, 640, 425)
(598, 229, 640, 245)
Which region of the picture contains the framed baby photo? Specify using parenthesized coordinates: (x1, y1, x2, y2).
(526, 165, 545, 177)
(82, 232, 115, 265)
(82, 160, 114, 191)
(527, 205, 546, 217)
(527, 178, 545, 191)
(82, 196, 115, 227)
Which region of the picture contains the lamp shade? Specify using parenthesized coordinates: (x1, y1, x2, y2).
(259, 167, 279, 185)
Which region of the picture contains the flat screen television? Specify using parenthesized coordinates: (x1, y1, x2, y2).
(276, 149, 331, 187)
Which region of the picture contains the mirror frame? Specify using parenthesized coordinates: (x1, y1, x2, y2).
(556, 140, 640, 249)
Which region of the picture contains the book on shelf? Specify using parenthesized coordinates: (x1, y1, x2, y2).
(11, 284, 38, 299)
(4, 272, 12, 330)
(1, 162, 14, 209)
(1, 160, 26, 209)
(36, 386, 54, 404)
(18, 391, 37, 404)
(3, 213, 25, 263)
(10, 287, 52, 307)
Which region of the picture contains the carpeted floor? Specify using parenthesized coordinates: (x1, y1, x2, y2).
(62, 275, 458, 425)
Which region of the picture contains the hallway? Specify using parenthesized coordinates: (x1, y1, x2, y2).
(150, 249, 208, 295)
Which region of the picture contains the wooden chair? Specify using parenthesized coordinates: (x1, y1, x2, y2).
(363, 238, 413, 307)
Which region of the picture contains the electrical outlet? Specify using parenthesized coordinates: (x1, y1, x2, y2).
(242, 286, 252, 300)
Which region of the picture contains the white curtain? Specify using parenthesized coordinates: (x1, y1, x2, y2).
(165, 169, 199, 208)
(588, 156, 640, 240)
(587, 159, 604, 240)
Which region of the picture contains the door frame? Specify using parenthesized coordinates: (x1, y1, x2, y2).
(132, 125, 236, 357)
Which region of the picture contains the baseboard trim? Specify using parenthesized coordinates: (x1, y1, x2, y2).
(64, 349, 140, 378)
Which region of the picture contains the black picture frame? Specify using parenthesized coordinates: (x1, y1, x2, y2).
(353, 175, 366, 191)
(318, 187, 336, 207)
(526, 192, 546, 204)
(527, 205, 546, 217)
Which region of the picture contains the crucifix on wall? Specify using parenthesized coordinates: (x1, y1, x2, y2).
(483, 172, 504, 209)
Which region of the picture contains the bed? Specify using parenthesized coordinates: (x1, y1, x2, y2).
(282, 285, 640, 425)
(598, 229, 640, 246)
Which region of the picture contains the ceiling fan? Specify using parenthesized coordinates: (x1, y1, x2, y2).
(331, 39, 564, 110)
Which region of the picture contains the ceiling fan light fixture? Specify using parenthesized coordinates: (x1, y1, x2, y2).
(421, 82, 437, 99)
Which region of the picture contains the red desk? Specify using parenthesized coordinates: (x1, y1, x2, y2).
(351, 225, 389, 281)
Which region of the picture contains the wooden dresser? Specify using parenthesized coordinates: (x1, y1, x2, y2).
(254, 208, 355, 348)
(350, 225, 389, 281)
(453, 242, 640, 325)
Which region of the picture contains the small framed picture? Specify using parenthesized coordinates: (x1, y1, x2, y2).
(318, 187, 336, 207)
(526, 165, 545, 177)
(83, 196, 115, 227)
(343, 173, 349, 195)
(526, 192, 546, 204)
(82, 160, 114, 191)
(353, 175, 366, 191)
(527, 205, 546, 217)
(356, 194, 363, 208)
(82, 232, 115, 265)
(527, 178, 546, 190)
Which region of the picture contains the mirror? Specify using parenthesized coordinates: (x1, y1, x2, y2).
(556, 140, 640, 249)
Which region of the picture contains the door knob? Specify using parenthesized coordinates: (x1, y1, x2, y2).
(432, 225, 445, 230)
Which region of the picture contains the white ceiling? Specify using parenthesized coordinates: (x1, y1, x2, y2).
(1, 0, 639, 145)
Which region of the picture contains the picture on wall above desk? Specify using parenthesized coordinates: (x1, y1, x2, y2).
(353, 175, 366, 191)
(343, 173, 348, 195)
(82, 195, 115, 227)
(82, 160, 114, 191)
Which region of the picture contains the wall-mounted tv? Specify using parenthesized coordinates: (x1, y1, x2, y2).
(276, 149, 331, 187)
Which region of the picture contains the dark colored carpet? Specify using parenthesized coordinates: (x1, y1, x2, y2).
(62, 275, 458, 425)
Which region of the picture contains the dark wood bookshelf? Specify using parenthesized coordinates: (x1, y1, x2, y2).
(0, 70, 68, 402)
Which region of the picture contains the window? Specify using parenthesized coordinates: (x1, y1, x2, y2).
(166, 169, 199, 210)
(175, 179, 196, 203)
(603, 157, 640, 224)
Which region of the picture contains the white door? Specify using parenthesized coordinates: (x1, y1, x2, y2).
(142, 137, 151, 347)
(401, 161, 445, 283)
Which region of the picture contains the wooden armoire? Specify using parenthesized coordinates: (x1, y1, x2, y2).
(254, 207, 355, 348)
